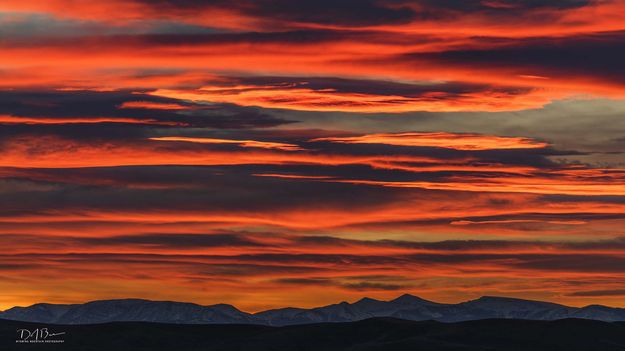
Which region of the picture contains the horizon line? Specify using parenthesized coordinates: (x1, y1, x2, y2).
(3, 293, 621, 314)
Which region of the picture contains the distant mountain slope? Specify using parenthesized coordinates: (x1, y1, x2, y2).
(2, 294, 625, 325)
(0, 299, 261, 325)
(2, 317, 625, 351)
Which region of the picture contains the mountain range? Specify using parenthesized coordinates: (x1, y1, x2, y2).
(2, 294, 625, 325)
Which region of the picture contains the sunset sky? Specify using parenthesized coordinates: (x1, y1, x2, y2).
(2, 0, 625, 312)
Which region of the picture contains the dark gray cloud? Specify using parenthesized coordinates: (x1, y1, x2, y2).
(567, 289, 625, 297)
(416, 0, 590, 11)
(8, 231, 625, 253)
(0, 159, 617, 227)
(138, 0, 417, 27)
(8, 29, 420, 48)
(509, 254, 625, 273)
(247, 0, 416, 26)
(5, 251, 625, 275)
(0, 166, 405, 216)
(235, 75, 534, 100)
(540, 194, 625, 205)
(134, 0, 590, 27)
(78, 233, 267, 248)
(405, 31, 625, 84)
(0, 90, 292, 132)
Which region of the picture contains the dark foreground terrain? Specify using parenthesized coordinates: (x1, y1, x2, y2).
(2, 317, 625, 351)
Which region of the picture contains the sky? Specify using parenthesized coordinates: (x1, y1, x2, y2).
(2, 0, 625, 312)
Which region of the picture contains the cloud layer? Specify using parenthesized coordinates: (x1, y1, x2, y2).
(1, 0, 625, 312)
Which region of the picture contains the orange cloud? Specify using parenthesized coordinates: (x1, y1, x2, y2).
(3, 0, 625, 38)
(0, 135, 442, 169)
(0, 29, 623, 115)
(312, 132, 549, 150)
(332, 176, 625, 196)
(0, 114, 178, 125)
(149, 136, 304, 151)
(118, 101, 192, 110)
(148, 85, 554, 113)
(1, 134, 623, 198)
(450, 219, 587, 226)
